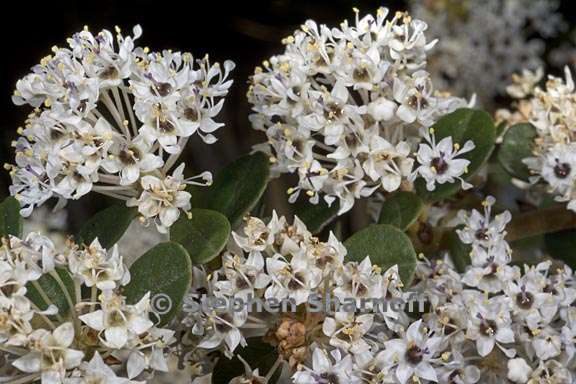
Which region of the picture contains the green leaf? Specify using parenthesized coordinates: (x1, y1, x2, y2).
(170, 208, 231, 264)
(293, 198, 340, 234)
(124, 242, 192, 326)
(415, 108, 496, 201)
(26, 268, 75, 317)
(445, 230, 472, 273)
(344, 224, 417, 285)
(77, 203, 137, 248)
(545, 229, 576, 269)
(497, 123, 537, 181)
(378, 192, 423, 230)
(190, 152, 270, 227)
(212, 339, 279, 383)
(0, 196, 23, 238)
(495, 120, 507, 138)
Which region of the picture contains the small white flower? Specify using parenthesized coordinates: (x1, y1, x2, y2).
(66, 352, 134, 384)
(507, 357, 533, 384)
(333, 257, 383, 306)
(378, 320, 442, 384)
(292, 348, 358, 384)
(413, 128, 475, 191)
(265, 253, 321, 305)
(68, 239, 130, 290)
(127, 164, 195, 233)
(79, 292, 153, 349)
(13, 322, 84, 383)
(101, 136, 164, 185)
(465, 298, 515, 357)
(322, 311, 373, 356)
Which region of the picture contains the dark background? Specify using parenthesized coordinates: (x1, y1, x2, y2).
(0, 0, 574, 229)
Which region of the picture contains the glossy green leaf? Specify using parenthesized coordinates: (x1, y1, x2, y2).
(190, 152, 270, 227)
(344, 224, 417, 285)
(124, 242, 192, 326)
(77, 203, 138, 248)
(212, 339, 279, 383)
(293, 198, 340, 234)
(416, 108, 496, 201)
(497, 123, 537, 181)
(445, 230, 472, 273)
(26, 268, 75, 317)
(378, 192, 423, 230)
(170, 208, 231, 264)
(0, 196, 23, 238)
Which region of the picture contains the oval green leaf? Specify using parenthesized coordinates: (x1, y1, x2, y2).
(416, 108, 496, 201)
(77, 203, 138, 248)
(344, 224, 417, 285)
(170, 208, 231, 264)
(0, 196, 23, 238)
(124, 242, 192, 326)
(445, 230, 472, 273)
(189, 152, 270, 227)
(26, 268, 75, 318)
(378, 191, 423, 230)
(497, 123, 537, 181)
(293, 198, 340, 234)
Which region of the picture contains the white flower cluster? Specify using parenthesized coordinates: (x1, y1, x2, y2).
(499, 67, 576, 212)
(6, 25, 234, 232)
(411, 0, 566, 107)
(247, 8, 470, 214)
(0, 233, 174, 383)
(181, 199, 576, 383)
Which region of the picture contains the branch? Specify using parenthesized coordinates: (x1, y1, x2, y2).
(506, 204, 576, 242)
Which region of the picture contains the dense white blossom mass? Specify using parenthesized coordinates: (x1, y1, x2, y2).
(0, 234, 174, 383)
(7, 25, 234, 232)
(248, 8, 471, 214)
(180, 198, 576, 383)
